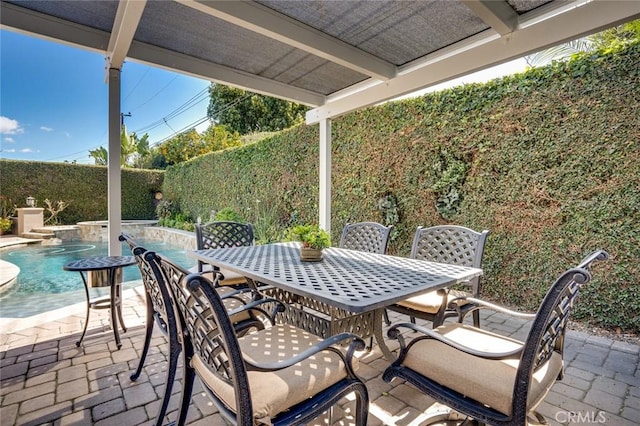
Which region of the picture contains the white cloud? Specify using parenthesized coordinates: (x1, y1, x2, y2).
(2, 148, 16, 153)
(40, 126, 54, 132)
(19, 148, 36, 153)
(4, 137, 15, 143)
(0, 116, 23, 135)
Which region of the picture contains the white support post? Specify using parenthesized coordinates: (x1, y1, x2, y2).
(107, 68, 122, 256)
(319, 118, 331, 233)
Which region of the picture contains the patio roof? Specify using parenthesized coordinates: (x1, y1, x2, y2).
(2, 0, 639, 251)
(3, 0, 639, 123)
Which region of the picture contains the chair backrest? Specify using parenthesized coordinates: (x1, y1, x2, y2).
(196, 221, 254, 250)
(410, 225, 489, 268)
(339, 222, 394, 254)
(512, 250, 608, 421)
(119, 233, 174, 325)
(148, 251, 253, 425)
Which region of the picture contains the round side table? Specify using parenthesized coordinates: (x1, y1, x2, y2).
(63, 256, 136, 349)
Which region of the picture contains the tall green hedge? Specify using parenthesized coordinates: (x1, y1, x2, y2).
(164, 42, 640, 333)
(0, 161, 163, 223)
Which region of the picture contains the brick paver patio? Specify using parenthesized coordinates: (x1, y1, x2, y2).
(1, 285, 638, 425)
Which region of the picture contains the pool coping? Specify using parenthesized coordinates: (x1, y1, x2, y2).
(0, 284, 146, 334)
(0, 237, 41, 292)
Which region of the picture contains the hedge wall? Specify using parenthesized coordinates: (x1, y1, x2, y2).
(168, 42, 640, 333)
(0, 160, 164, 223)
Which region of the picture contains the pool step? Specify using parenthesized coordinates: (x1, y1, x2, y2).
(22, 231, 55, 239)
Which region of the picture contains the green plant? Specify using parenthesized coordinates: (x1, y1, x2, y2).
(0, 196, 16, 218)
(287, 224, 331, 250)
(251, 199, 285, 244)
(213, 207, 245, 222)
(156, 199, 177, 220)
(0, 217, 12, 233)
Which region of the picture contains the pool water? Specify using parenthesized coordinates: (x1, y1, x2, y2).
(0, 240, 196, 318)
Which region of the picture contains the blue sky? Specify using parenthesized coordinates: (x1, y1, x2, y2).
(1, 29, 529, 165)
(1, 29, 211, 164)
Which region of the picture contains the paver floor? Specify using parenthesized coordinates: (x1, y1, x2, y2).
(1, 285, 638, 425)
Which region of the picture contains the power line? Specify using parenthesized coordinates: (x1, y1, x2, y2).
(150, 93, 252, 146)
(132, 88, 209, 134)
(126, 74, 179, 111)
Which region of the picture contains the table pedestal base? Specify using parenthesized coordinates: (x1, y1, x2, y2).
(261, 287, 396, 360)
(76, 268, 127, 349)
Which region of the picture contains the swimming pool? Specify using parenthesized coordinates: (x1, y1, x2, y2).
(0, 240, 196, 318)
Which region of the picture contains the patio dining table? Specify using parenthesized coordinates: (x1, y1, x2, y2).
(189, 242, 482, 360)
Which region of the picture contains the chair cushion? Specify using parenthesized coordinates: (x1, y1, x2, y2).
(191, 324, 356, 424)
(194, 265, 249, 287)
(402, 323, 563, 416)
(396, 289, 470, 314)
(221, 295, 252, 323)
(186, 267, 252, 323)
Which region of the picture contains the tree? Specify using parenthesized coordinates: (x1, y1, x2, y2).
(88, 146, 108, 165)
(524, 39, 594, 67)
(155, 125, 242, 166)
(201, 124, 242, 152)
(207, 84, 308, 135)
(158, 129, 205, 165)
(88, 126, 151, 168)
(589, 19, 640, 50)
(130, 132, 151, 168)
(524, 19, 640, 67)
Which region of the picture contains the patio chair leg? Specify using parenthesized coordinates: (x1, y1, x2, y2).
(154, 334, 182, 426)
(175, 366, 195, 426)
(383, 309, 391, 326)
(131, 297, 154, 381)
(174, 342, 195, 426)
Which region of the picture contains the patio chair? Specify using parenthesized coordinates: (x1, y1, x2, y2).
(150, 252, 370, 426)
(386, 225, 489, 328)
(121, 234, 279, 425)
(119, 234, 181, 426)
(194, 220, 254, 288)
(382, 250, 608, 426)
(339, 221, 394, 254)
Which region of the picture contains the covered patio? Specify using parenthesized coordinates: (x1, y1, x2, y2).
(1, 287, 638, 425)
(2, 1, 640, 425)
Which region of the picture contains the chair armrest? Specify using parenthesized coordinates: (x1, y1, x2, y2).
(218, 287, 253, 301)
(448, 296, 537, 320)
(244, 332, 365, 372)
(227, 297, 286, 326)
(387, 322, 522, 360)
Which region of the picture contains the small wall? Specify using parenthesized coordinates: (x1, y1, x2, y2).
(143, 227, 196, 250)
(17, 208, 44, 236)
(77, 220, 159, 241)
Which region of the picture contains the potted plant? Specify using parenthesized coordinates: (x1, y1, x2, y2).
(287, 224, 331, 261)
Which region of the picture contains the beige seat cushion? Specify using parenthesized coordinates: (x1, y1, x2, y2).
(396, 289, 470, 314)
(198, 266, 249, 286)
(221, 294, 252, 323)
(185, 267, 253, 323)
(192, 324, 357, 423)
(402, 323, 563, 416)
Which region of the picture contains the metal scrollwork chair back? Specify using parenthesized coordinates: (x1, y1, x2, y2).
(119, 233, 180, 426)
(388, 225, 489, 327)
(195, 221, 255, 287)
(339, 222, 394, 254)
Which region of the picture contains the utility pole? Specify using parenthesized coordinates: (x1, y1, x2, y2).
(120, 112, 131, 127)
